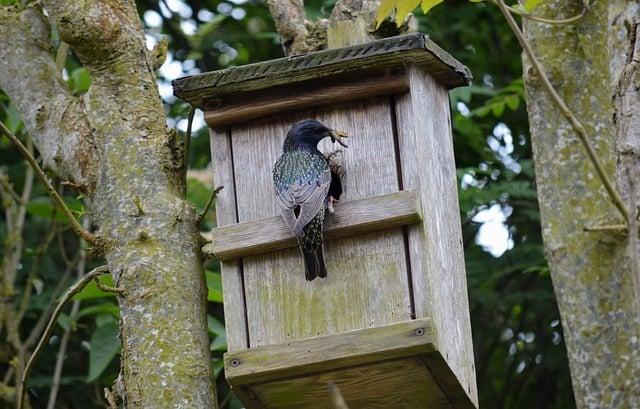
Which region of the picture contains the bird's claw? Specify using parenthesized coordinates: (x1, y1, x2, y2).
(327, 196, 339, 213)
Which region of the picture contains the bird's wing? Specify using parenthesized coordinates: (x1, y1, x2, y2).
(275, 167, 331, 237)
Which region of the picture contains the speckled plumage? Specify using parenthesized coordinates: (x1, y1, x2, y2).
(273, 120, 337, 280)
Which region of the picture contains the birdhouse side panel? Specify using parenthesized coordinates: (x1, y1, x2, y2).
(210, 128, 248, 352)
(395, 65, 478, 406)
(229, 98, 413, 347)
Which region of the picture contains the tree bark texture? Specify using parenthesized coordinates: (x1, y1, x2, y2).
(523, 1, 640, 407)
(265, 0, 386, 55)
(0, 2, 216, 408)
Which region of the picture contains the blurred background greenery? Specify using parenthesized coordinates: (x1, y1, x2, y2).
(0, 0, 574, 407)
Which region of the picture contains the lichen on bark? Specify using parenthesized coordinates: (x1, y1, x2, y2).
(1, 1, 216, 407)
(523, 0, 640, 407)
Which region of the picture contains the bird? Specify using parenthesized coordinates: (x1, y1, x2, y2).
(273, 120, 348, 281)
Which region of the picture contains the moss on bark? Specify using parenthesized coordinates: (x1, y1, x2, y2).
(523, 1, 640, 407)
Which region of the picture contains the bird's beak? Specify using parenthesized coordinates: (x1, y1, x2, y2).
(329, 130, 349, 148)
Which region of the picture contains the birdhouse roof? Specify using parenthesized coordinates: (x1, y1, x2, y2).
(172, 33, 471, 109)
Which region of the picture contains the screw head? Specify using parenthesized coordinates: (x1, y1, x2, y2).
(230, 358, 240, 368)
(204, 99, 223, 110)
(415, 328, 425, 336)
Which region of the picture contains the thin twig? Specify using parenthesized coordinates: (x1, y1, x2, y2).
(183, 107, 195, 171)
(23, 258, 76, 350)
(0, 121, 97, 243)
(16, 209, 58, 325)
(46, 217, 90, 409)
(104, 387, 118, 409)
(197, 185, 224, 225)
(55, 42, 69, 73)
(328, 383, 350, 409)
(584, 224, 629, 232)
(17, 265, 109, 409)
(0, 173, 23, 204)
(488, 0, 589, 25)
(219, 391, 234, 409)
(94, 277, 125, 295)
(57, 226, 73, 268)
(495, 0, 629, 223)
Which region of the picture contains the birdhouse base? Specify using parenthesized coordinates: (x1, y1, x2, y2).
(224, 320, 475, 409)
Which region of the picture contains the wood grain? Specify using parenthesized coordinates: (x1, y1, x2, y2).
(394, 65, 478, 406)
(224, 318, 434, 385)
(172, 33, 471, 107)
(250, 357, 452, 409)
(203, 190, 421, 261)
(230, 98, 412, 348)
(210, 128, 248, 352)
(203, 69, 408, 128)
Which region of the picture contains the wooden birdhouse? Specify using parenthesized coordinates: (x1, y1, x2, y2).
(173, 33, 478, 409)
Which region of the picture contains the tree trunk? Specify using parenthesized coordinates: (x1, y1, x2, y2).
(523, 1, 640, 407)
(0, 2, 216, 407)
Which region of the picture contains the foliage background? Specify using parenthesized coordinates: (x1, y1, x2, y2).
(0, 0, 575, 407)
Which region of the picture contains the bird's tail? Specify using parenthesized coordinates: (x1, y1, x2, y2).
(300, 244, 327, 281)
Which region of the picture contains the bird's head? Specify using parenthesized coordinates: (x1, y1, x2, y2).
(283, 120, 348, 152)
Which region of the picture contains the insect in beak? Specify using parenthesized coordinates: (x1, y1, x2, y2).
(329, 130, 349, 148)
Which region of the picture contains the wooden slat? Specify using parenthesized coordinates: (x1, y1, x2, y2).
(210, 128, 248, 352)
(203, 68, 408, 128)
(203, 190, 421, 261)
(251, 357, 452, 409)
(172, 33, 471, 107)
(422, 353, 477, 409)
(394, 65, 478, 406)
(224, 318, 434, 385)
(231, 99, 413, 348)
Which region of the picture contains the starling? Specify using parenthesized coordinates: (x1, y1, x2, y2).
(273, 120, 348, 281)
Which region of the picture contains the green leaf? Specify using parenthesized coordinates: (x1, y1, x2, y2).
(187, 178, 211, 213)
(70, 67, 91, 94)
(376, 0, 397, 27)
(471, 104, 492, 118)
(26, 196, 84, 223)
(210, 333, 227, 351)
(87, 321, 120, 382)
(491, 100, 506, 117)
(207, 314, 225, 337)
(454, 115, 483, 141)
(73, 274, 117, 300)
(57, 313, 71, 332)
(6, 102, 23, 134)
(212, 358, 224, 378)
(421, 0, 444, 14)
(505, 94, 520, 111)
(205, 270, 223, 303)
(395, 0, 421, 25)
(450, 86, 472, 104)
(96, 314, 117, 327)
(523, 0, 542, 12)
(208, 314, 227, 351)
(75, 303, 120, 322)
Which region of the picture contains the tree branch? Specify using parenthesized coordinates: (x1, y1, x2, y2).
(0, 5, 95, 188)
(197, 185, 224, 226)
(266, 0, 311, 55)
(495, 0, 629, 223)
(0, 121, 97, 244)
(489, 0, 589, 26)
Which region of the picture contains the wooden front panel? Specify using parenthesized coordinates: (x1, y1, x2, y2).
(230, 98, 412, 347)
(394, 65, 478, 405)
